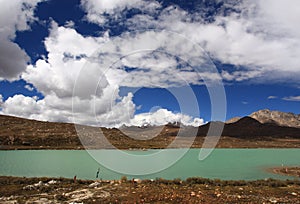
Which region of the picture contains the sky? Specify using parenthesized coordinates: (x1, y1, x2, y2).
(0, 0, 299, 127)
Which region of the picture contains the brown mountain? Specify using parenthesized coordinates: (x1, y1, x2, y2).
(225, 117, 241, 124)
(0, 114, 80, 148)
(1, 111, 300, 149)
(0, 114, 176, 149)
(217, 117, 300, 138)
(196, 116, 300, 138)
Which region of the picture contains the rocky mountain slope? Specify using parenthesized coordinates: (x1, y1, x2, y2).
(250, 109, 300, 128)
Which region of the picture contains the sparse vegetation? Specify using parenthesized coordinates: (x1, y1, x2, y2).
(0, 176, 300, 203)
(1, 114, 300, 150)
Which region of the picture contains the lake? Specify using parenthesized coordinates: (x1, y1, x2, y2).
(0, 149, 299, 180)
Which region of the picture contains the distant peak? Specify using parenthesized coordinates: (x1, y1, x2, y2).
(250, 109, 300, 128)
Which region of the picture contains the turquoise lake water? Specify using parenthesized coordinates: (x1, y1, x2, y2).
(0, 149, 299, 180)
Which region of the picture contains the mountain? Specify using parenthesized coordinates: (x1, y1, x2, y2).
(225, 117, 241, 124)
(197, 116, 300, 138)
(250, 109, 300, 128)
(0, 114, 175, 149)
(1, 110, 300, 149)
(0, 114, 81, 148)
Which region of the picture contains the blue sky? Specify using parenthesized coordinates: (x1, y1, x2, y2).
(0, 0, 299, 127)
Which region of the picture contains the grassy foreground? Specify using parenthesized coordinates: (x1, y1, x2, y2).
(0, 176, 300, 203)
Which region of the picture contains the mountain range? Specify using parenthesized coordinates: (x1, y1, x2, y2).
(0, 109, 299, 149)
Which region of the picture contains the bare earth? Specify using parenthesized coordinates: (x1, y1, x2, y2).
(1, 114, 300, 150)
(1, 176, 300, 204)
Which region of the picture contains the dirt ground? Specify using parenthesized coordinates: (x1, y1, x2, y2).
(0, 176, 300, 203)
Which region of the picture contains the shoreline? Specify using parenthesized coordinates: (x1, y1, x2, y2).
(1, 139, 300, 150)
(1, 176, 299, 203)
(269, 167, 300, 178)
(1, 146, 300, 151)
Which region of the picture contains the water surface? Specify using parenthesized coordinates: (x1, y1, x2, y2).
(0, 149, 299, 180)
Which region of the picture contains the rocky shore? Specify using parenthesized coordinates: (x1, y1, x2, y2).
(271, 167, 300, 178)
(1, 176, 300, 203)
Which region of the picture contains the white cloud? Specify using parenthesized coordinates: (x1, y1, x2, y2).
(282, 96, 300, 102)
(0, 94, 3, 106)
(80, 0, 161, 24)
(22, 22, 108, 98)
(0, 22, 209, 127)
(268, 96, 277, 100)
(24, 84, 34, 91)
(8, 0, 300, 127)
(64, 20, 75, 28)
(121, 0, 300, 84)
(1, 95, 41, 119)
(14, 23, 137, 127)
(189, 1, 300, 83)
(128, 108, 204, 127)
(0, 0, 42, 80)
(0, 91, 136, 127)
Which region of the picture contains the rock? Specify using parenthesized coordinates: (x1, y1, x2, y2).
(22, 141, 31, 146)
(190, 192, 196, 196)
(269, 198, 278, 203)
(23, 184, 35, 190)
(48, 180, 57, 184)
(89, 182, 100, 188)
(133, 178, 142, 183)
(291, 192, 297, 196)
(34, 181, 43, 187)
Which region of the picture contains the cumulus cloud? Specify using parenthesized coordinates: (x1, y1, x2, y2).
(7, 0, 300, 127)
(1, 95, 41, 118)
(119, 0, 300, 84)
(282, 96, 300, 102)
(14, 22, 136, 126)
(0, 21, 208, 127)
(128, 108, 204, 127)
(0, 0, 42, 80)
(0, 40, 30, 80)
(22, 22, 108, 98)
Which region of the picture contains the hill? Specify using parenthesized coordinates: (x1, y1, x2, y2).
(1, 112, 300, 149)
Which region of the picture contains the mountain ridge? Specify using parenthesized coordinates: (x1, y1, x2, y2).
(1, 110, 300, 149)
(226, 109, 300, 128)
(250, 109, 300, 128)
